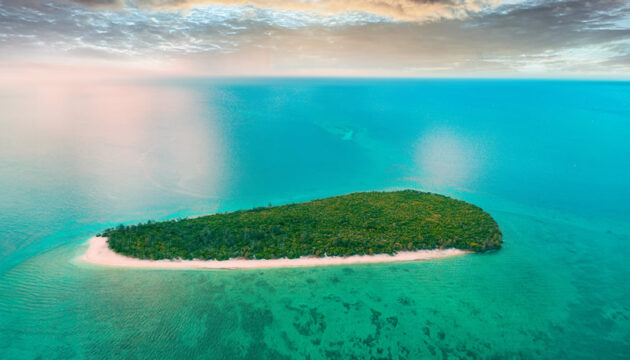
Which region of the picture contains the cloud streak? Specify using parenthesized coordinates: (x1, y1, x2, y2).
(1, 0, 628, 77)
(66, 0, 508, 21)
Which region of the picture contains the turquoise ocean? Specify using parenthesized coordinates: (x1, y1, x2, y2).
(0, 79, 628, 359)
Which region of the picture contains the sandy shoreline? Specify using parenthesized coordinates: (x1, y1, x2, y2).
(79, 237, 469, 270)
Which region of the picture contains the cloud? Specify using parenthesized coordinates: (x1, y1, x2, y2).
(1, 0, 628, 77)
(63, 0, 507, 21)
(64, 0, 124, 9)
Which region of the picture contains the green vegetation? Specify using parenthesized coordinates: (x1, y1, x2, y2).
(103, 190, 502, 260)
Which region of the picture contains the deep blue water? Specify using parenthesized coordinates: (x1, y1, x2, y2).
(0, 79, 629, 359)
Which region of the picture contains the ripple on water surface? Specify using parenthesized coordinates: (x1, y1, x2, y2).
(2, 211, 628, 359)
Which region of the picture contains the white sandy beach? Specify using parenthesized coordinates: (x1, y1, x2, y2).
(80, 237, 468, 270)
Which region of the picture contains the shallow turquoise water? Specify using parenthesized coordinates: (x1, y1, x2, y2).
(0, 79, 629, 359)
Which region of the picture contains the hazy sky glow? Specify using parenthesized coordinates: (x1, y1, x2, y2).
(0, 0, 629, 77)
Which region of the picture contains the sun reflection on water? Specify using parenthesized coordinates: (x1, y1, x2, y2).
(415, 127, 485, 189)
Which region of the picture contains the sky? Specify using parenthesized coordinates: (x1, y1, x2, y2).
(0, 0, 629, 78)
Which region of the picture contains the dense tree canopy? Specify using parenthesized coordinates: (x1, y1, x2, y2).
(103, 190, 502, 260)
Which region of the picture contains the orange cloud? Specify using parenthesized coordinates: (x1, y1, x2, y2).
(69, 0, 506, 21)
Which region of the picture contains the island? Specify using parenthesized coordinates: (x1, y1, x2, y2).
(82, 190, 502, 269)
